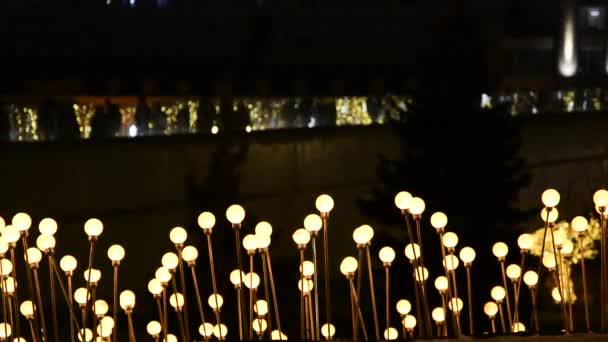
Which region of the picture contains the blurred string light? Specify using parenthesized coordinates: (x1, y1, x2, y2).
(187, 100, 199, 133)
(8, 105, 39, 142)
(335, 97, 372, 126)
(119, 106, 137, 137)
(73, 104, 95, 139)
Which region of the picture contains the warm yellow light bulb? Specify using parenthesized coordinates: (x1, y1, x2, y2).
(517, 234, 534, 251)
(506, 264, 521, 280)
(226, 205, 245, 225)
(107, 245, 125, 262)
(593, 189, 608, 207)
(403, 315, 417, 329)
(197, 212, 216, 232)
(161, 252, 179, 270)
(430, 212, 447, 229)
(443, 255, 459, 271)
(484, 302, 498, 317)
(394, 191, 413, 210)
(383, 327, 399, 340)
(292, 229, 311, 246)
(571, 216, 588, 232)
(169, 227, 188, 245)
(84, 218, 103, 237)
(119, 290, 136, 311)
(321, 323, 336, 339)
(379, 247, 396, 264)
(303, 214, 322, 232)
(434, 276, 448, 292)
(404, 243, 421, 261)
(255, 222, 272, 237)
(541, 189, 560, 208)
(542, 253, 557, 270)
(442, 232, 458, 249)
(396, 299, 411, 315)
(38, 218, 58, 235)
(147, 321, 162, 336)
(409, 197, 425, 216)
(492, 242, 508, 258)
(523, 271, 539, 287)
(540, 208, 559, 223)
(491, 286, 505, 302)
(12, 213, 32, 232)
(459, 247, 476, 264)
(181, 246, 198, 263)
(340, 256, 358, 276)
(315, 194, 334, 213)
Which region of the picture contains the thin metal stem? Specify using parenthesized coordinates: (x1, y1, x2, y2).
(497, 302, 506, 333)
(354, 247, 363, 340)
(365, 246, 380, 340)
(311, 236, 321, 341)
(549, 226, 568, 333)
(113, 264, 119, 342)
(499, 260, 513, 330)
(465, 266, 474, 336)
(578, 233, 591, 332)
(206, 234, 223, 340)
(0, 277, 7, 341)
(32, 268, 48, 342)
(437, 233, 456, 336)
(82, 239, 96, 341)
(265, 250, 283, 340)
(126, 311, 136, 342)
(248, 254, 255, 340)
(321, 216, 332, 340)
(349, 277, 369, 341)
(48, 255, 81, 336)
(534, 211, 551, 328)
(163, 287, 168, 342)
(551, 269, 569, 332)
(189, 266, 208, 332)
(28, 319, 37, 342)
(306, 294, 314, 340)
(299, 249, 305, 341)
(171, 278, 186, 342)
(565, 258, 574, 332)
(385, 266, 390, 336)
(530, 287, 539, 334)
(602, 214, 607, 331)
(6, 296, 14, 342)
(261, 251, 273, 334)
(48, 256, 59, 342)
(155, 297, 165, 338)
(176, 246, 190, 342)
(232, 227, 246, 339)
(490, 317, 496, 334)
(512, 253, 526, 325)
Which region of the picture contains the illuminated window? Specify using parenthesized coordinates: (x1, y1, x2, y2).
(583, 7, 605, 30)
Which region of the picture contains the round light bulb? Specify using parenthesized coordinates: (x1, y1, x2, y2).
(448, 297, 463, 312)
(292, 229, 311, 246)
(512, 322, 526, 333)
(74, 288, 89, 305)
(396, 299, 411, 315)
(339, 256, 358, 276)
(517, 234, 534, 251)
(403, 315, 417, 329)
(404, 243, 421, 261)
(432, 307, 445, 323)
(242, 234, 258, 253)
(94, 300, 108, 316)
(300, 261, 315, 277)
(169, 293, 184, 310)
(562, 240, 574, 256)
(491, 286, 506, 301)
(0, 260, 11, 277)
(3, 226, 19, 244)
(169, 227, 188, 245)
(12, 213, 32, 232)
(199, 323, 215, 338)
(394, 191, 413, 210)
(99, 318, 114, 338)
(164, 334, 178, 342)
(256, 234, 271, 249)
(0, 322, 12, 339)
(484, 302, 498, 317)
(2, 277, 15, 295)
(213, 324, 228, 339)
(230, 270, 245, 286)
(352, 225, 374, 245)
(552, 287, 562, 302)
(78, 328, 92, 342)
(226, 205, 246, 225)
(413, 267, 429, 282)
(0, 237, 8, 256)
(409, 197, 425, 216)
(38, 218, 58, 235)
(540, 208, 559, 223)
(434, 276, 448, 292)
(492, 242, 508, 258)
(298, 279, 314, 293)
(119, 290, 136, 310)
(541, 189, 560, 208)
(459, 247, 476, 264)
(594, 189, 608, 207)
(255, 222, 272, 236)
(19, 301, 35, 318)
(571, 216, 589, 232)
(379, 247, 396, 264)
(443, 255, 459, 271)
(83, 269, 101, 284)
(182, 246, 198, 263)
(60, 255, 77, 273)
(321, 323, 336, 339)
(554, 230, 566, 247)
(271, 330, 288, 340)
(252, 319, 268, 333)
(254, 299, 269, 316)
(161, 252, 179, 270)
(147, 279, 163, 296)
(155, 267, 172, 284)
(430, 212, 448, 230)
(197, 212, 216, 232)
(384, 327, 399, 340)
(107, 245, 125, 263)
(542, 253, 557, 269)
(442, 232, 458, 249)
(304, 214, 323, 233)
(147, 321, 162, 336)
(523, 271, 539, 287)
(506, 264, 521, 280)
(36, 234, 56, 252)
(315, 194, 334, 213)
(84, 218, 103, 237)
(243, 272, 260, 290)
(25, 248, 42, 266)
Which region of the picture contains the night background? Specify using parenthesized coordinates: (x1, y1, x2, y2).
(1, 0, 608, 340)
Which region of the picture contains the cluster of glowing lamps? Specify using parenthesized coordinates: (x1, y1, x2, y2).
(0, 188, 607, 340)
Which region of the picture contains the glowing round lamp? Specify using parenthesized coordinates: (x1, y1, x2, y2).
(208, 294, 223, 310)
(83, 269, 101, 284)
(523, 271, 539, 287)
(147, 321, 162, 337)
(379, 247, 396, 264)
(25, 248, 42, 266)
(304, 214, 322, 233)
(226, 205, 245, 225)
(107, 245, 125, 263)
(213, 324, 228, 339)
(352, 225, 374, 245)
(147, 279, 163, 296)
(243, 273, 260, 290)
(60, 255, 77, 274)
(119, 290, 136, 311)
(169, 293, 184, 310)
(432, 307, 445, 323)
(517, 234, 534, 251)
(541, 189, 560, 208)
(554, 230, 566, 248)
(74, 288, 89, 306)
(540, 208, 559, 223)
(255, 222, 272, 237)
(271, 330, 288, 340)
(512, 322, 526, 333)
(394, 191, 413, 210)
(182, 246, 198, 263)
(161, 252, 179, 271)
(256, 234, 271, 250)
(339, 256, 358, 276)
(199, 323, 215, 338)
(430, 212, 448, 230)
(434, 276, 448, 292)
(321, 323, 336, 339)
(252, 319, 268, 334)
(0, 323, 12, 339)
(164, 334, 178, 342)
(39, 218, 58, 235)
(169, 227, 187, 245)
(409, 197, 425, 216)
(292, 229, 311, 247)
(0, 238, 8, 256)
(19, 301, 35, 319)
(403, 315, 417, 330)
(484, 302, 498, 317)
(594, 189, 608, 207)
(404, 243, 421, 261)
(230, 270, 245, 287)
(3, 226, 19, 245)
(94, 300, 108, 316)
(0, 260, 11, 277)
(254, 299, 268, 316)
(197, 212, 216, 232)
(383, 327, 399, 340)
(84, 218, 103, 238)
(396, 299, 411, 315)
(315, 194, 334, 213)
(155, 267, 172, 284)
(448, 297, 463, 313)
(12, 213, 32, 232)
(442, 232, 458, 249)
(490, 286, 505, 302)
(242, 234, 258, 253)
(551, 287, 562, 303)
(36, 234, 55, 252)
(562, 240, 574, 256)
(506, 264, 521, 280)
(300, 261, 315, 277)
(492, 242, 508, 259)
(413, 267, 429, 282)
(571, 216, 589, 233)
(298, 279, 314, 293)
(459, 247, 476, 264)
(3, 277, 14, 295)
(542, 253, 557, 270)
(443, 255, 459, 271)
(78, 328, 92, 342)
